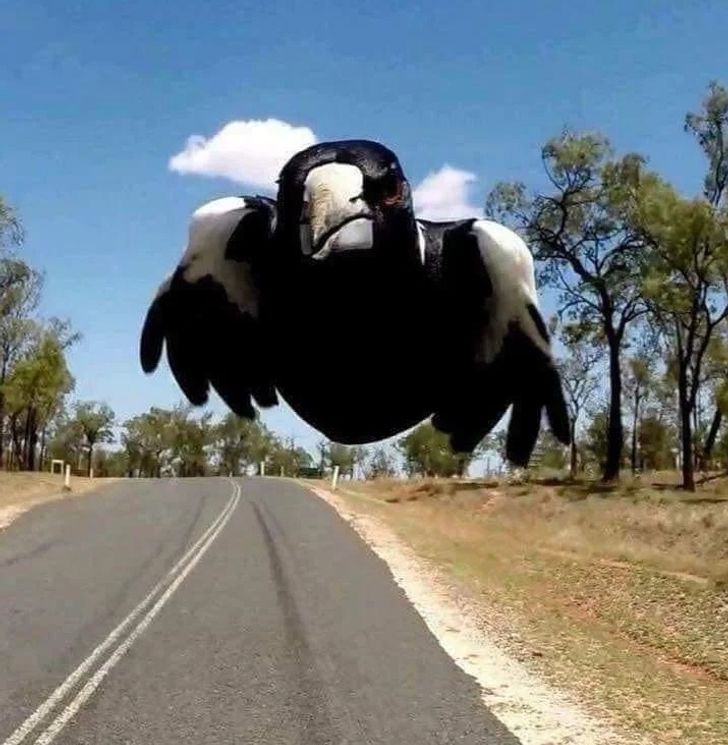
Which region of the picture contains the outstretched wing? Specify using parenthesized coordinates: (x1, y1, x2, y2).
(424, 218, 570, 466)
(140, 196, 277, 419)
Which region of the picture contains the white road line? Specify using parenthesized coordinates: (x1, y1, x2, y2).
(2, 481, 240, 745)
(33, 487, 240, 745)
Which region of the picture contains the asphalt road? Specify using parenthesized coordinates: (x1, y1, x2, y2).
(0, 477, 518, 744)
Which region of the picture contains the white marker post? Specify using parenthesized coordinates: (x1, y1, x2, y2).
(331, 465, 340, 491)
(260, 461, 265, 477)
(64, 464, 71, 490)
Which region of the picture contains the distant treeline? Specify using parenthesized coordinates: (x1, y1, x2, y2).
(3, 82, 728, 490)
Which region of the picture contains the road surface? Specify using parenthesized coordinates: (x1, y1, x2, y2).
(0, 477, 518, 744)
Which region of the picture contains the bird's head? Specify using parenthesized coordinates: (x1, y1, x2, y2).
(275, 140, 417, 262)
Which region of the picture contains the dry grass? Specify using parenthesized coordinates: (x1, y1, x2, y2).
(326, 475, 728, 745)
(0, 471, 115, 528)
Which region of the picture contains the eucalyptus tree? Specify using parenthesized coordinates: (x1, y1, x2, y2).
(487, 132, 648, 480)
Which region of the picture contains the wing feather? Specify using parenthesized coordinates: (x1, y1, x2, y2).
(426, 218, 570, 466)
(140, 197, 277, 418)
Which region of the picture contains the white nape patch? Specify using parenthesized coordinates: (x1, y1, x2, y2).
(303, 163, 371, 257)
(470, 220, 549, 362)
(416, 222, 426, 265)
(179, 197, 259, 316)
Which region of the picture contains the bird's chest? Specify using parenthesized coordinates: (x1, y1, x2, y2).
(262, 259, 440, 440)
(270, 262, 432, 364)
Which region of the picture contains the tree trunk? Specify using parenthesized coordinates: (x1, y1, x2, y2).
(39, 427, 47, 471)
(0, 361, 7, 469)
(27, 409, 38, 471)
(678, 365, 695, 491)
(22, 408, 33, 470)
(569, 419, 578, 479)
(0, 391, 5, 469)
(9, 414, 21, 471)
(630, 389, 640, 475)
(693, 404, 700, 469)
(603, 338, 623, 481)
(701, 408, 722, 468)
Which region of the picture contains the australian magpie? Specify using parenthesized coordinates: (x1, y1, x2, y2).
(140, 140, 569, 465)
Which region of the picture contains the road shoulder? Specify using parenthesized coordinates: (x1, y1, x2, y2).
(0, 472, 118, 531)
(306, 482, 628, 745)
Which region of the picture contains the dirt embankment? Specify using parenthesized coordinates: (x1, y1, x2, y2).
(0, 472, 116, 529)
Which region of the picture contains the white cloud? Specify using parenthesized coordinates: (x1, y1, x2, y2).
(168, 118, 318, 189)
(413, 165, 483, 221)
(170, 124, 483, 221)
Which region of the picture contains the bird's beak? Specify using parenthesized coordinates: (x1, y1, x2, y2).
(301, 163, 374, 259)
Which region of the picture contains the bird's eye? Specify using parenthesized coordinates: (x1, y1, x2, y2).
(362, 173, 404, 206)
(380, 175, 403, 206)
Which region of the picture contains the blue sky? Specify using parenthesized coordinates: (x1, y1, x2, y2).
(2, 0, 726, 454)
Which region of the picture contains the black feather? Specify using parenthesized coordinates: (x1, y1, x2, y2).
(165, 329, 209, 406)
(225, 198, 275, 262)
(251, 383, 278, 408)
(210, 370, 256, 418)
(139, 297, 165, 373)
(506, 397, 543, 466)
(503, 326, 570, 464)
(139, 265, 269, 418)
(433, 321, 570, 464)
(208, 344, 256, 419)
(526, 303, 550, 343)
(434, 357, 513, 453)
(543, 364, 571, 444)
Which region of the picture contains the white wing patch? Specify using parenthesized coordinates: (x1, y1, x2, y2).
(469, 220, 550, 362)
(179, 197, 260, 317)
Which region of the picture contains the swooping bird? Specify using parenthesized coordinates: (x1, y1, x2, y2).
(140, 140, 570, 465)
